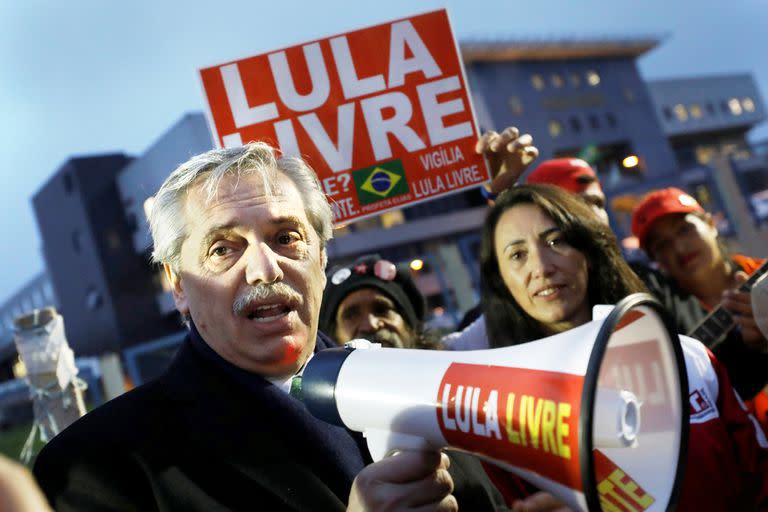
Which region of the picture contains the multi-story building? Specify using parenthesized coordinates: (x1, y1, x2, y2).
(31, 153, 181, 356)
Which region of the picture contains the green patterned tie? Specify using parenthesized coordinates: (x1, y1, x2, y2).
(290, 375, 302, 400)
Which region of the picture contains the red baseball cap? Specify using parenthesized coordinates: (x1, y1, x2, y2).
(526, 158, 598, 194)
(631, 187, 705, 249)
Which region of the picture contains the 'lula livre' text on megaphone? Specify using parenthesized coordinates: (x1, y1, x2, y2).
(300, 293, 689, 511)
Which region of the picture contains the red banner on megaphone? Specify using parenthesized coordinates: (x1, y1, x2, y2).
(436, 363, 583, 489)
(594, 449, 655, 511)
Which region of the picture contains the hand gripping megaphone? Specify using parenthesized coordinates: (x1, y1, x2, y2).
(301, 293, 689, 511)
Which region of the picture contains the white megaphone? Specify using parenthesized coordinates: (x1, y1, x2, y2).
(300, 293, 689, 511)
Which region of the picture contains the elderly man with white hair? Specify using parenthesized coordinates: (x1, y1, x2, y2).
(32, 137, 533, 511)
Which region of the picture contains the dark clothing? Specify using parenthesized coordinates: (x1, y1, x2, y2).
(633, 262, 768, 399)
(34, 326, 508, 511)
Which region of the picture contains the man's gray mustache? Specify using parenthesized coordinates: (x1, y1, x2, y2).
(232, 283, 302, 316)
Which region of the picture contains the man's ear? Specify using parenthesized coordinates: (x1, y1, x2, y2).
(164, 263, 189, 315)
(320, 248, 328, 289)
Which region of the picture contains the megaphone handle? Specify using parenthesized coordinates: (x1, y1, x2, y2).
(364, 429, 434, 462)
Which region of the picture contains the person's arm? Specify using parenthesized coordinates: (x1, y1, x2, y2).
(0, 456, 51, 512)
(476, 127, 539, 196)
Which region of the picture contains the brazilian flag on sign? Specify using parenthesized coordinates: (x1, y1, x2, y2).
(352, 160, 409, 205)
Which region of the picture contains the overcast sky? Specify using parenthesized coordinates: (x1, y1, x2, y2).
(1, 0, 766, 303)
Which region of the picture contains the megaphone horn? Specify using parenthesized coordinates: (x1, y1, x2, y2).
(300, 293, 688, 512)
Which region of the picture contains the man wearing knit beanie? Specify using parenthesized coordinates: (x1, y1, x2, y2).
(319, 254, 427, 349)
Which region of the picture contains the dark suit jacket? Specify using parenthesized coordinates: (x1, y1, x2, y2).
(34, 331, 509, 511)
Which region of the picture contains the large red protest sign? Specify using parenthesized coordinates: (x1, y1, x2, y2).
(199, 9, 489, 224)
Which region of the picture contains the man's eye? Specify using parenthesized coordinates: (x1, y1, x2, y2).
(277, 231, 301, 245)
(341, 309, 358, 321)
(373, 304, 393, 316)
(211, 246, 230, 257)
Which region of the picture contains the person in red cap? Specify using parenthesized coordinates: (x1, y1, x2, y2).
(632, 187, 768, 430)
(632, 187, 765, 350)
(526, 158, 609, 225)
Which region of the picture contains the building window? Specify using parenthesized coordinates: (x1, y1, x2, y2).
(623, 88, 636, 103)
(588, 114, 600, 130)
(381, 210, 405, 229)
(674, 104, 688, 122)
(333, 224, 351, 238)
(349, 215, 382, 232)
(695, 146, 715, 165)
(125, 213, 137, 232)
(606, 112, 617, 128)
(663, 106, 673, 121)
(107, 231, 121, 251)
(531, 74, 545, 90)
(33, 289, 45, 307)
(85, 287, 103, 311)
(548, 120, 562, 137)
(63, 173, 73, 194)
(706, 102, 715, 116)
(568, 117, 582, 133)
(569, 73, 581, 87)
(690, 104, 703, 119)
(728, 98, 743, 115)
(507, 96, 523, 115)
(742, 97, 756, 112)
(72, 230, 81, 253)
(43, 282, 54, 302)
(550, 74, 564, 88)
(586, 70, 601, 86)
(720, 100, 730, 114)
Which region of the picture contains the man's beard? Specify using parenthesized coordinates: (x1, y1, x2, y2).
(362, 328, 412, 349)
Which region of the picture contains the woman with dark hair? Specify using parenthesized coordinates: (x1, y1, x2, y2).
(479, 184, 768, 511)
(480, 184, 644, 347)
